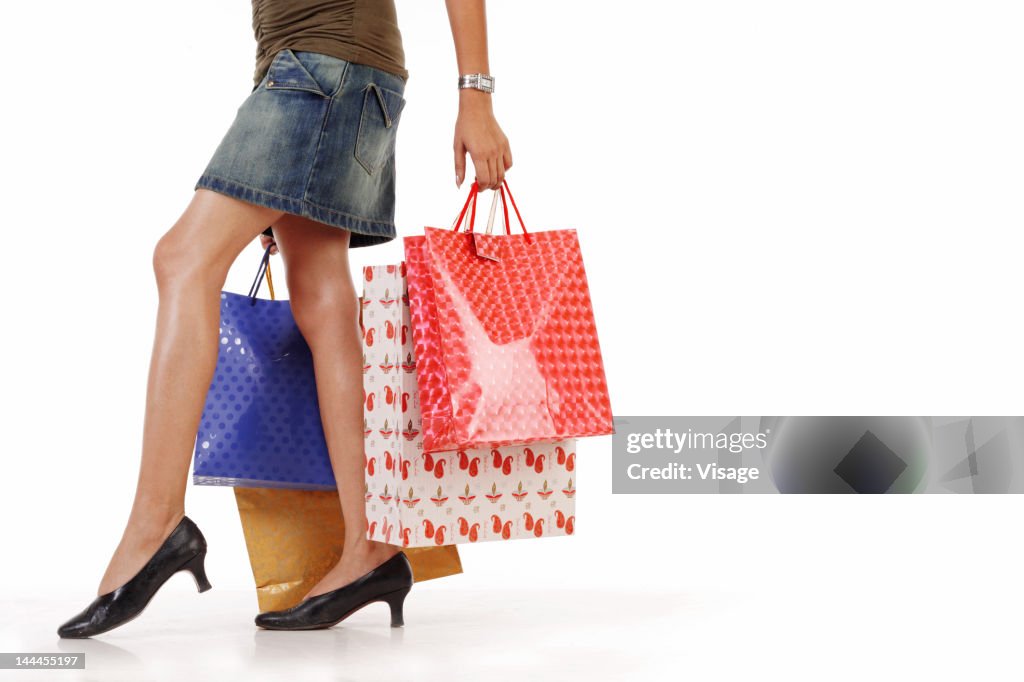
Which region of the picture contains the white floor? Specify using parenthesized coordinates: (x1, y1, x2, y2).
(2, 574, 1019, 682)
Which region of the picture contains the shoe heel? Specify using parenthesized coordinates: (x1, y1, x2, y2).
(182, 552, 212, 593)
(381, 586, 411, 627)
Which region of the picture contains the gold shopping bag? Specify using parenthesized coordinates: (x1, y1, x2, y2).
(234, 487, 463, 613)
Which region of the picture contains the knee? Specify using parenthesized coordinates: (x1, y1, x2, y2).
(152, 227, 223, 292)
(152, 230, 193, 290)
(289, 280, 359, 343)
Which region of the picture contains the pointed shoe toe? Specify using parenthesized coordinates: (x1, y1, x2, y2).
(253, 610, 299, 630)
(56, 612, 96, 639)
(56, 624, 86, 639)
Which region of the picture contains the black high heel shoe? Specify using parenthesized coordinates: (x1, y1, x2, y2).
(255, 551, 414, 630)
(57, 515, 212, 638)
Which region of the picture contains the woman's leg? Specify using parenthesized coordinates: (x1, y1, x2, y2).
(97, 189, 284, 596)
(269, 214, 399, 600)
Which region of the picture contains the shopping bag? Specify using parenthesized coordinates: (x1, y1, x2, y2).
(233, 487, 463, 613)
(361, 263, 577, 547)
(404, 180, 614, 452)
(192, 244, 336, 489)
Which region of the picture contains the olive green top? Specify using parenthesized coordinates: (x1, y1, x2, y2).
(251, 0, 407, 86)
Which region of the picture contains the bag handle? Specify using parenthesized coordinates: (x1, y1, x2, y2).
(499, 179, 529, 239)
(451, 180, 480, 232)
(484, 186, 504, 235)
(247, 242, 277, 304)
(450, 179, 531, 241)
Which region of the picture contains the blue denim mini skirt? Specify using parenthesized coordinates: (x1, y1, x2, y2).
(194, 49, 407, 248)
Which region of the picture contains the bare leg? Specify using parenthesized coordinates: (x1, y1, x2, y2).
(97, 189, 284, 596)
(269, 214, 399, 601)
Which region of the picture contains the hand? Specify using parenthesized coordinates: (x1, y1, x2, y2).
(454, 90, 511, 191)
(259, 233, 278, 255)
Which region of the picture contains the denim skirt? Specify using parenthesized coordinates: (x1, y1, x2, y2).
(194, 49, 407, 248)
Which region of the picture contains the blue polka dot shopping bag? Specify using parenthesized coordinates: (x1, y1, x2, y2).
(192, 244, 336, 489)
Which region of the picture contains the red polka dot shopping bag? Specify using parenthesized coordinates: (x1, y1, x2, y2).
(403, 180, 614, 453)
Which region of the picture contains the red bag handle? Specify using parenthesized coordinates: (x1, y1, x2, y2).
(451, 181, 480, 232)
(451, 179, 531, 242)
(500, 179, 529, 238)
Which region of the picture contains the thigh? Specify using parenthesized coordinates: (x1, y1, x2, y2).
(160, 189, 285, 273)
(270, 214, 354, 298)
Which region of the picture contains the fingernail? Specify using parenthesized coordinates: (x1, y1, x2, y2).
(456, 174, 462, 188)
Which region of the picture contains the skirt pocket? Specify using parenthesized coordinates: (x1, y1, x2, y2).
(265, 49, 330, 97)
(354, 83, 406, 175)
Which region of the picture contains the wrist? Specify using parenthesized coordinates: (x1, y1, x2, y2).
(458, 88, 493, 111)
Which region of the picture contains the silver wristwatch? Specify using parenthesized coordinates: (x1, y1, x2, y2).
(458, 73, 495, 93)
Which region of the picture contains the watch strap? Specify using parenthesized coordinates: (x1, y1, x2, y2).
(458, 73, 495, 93)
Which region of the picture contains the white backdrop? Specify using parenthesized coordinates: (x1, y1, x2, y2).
(2, 1, 1023, 678)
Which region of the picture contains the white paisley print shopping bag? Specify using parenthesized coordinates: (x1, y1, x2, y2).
(361, 263, 577, 548)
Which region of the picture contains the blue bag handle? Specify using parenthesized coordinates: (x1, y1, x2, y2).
(247, 243, 277, 304)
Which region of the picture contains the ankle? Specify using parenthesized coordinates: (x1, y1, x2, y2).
(125, 507, 185, 540)
(342, 538, 398, 559)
